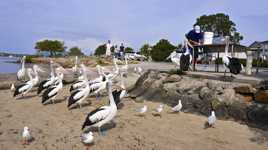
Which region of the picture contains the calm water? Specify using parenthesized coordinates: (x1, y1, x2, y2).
(0, 56, 20, 74)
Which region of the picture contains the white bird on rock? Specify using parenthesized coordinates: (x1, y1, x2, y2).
(22, 126, 32, 145)
(171, 100, 182, 113)
(81, 131, 94, 150)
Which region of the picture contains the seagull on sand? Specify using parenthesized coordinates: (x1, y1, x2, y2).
(205, 110, 217, 128)
(136, 105, 147, 116)
(81, 131, 94, 150)
(10, 83, 15, 91)
(22, 126, 32, 145)
(152, 105, 164, 117)
(171, 100, 182, 113)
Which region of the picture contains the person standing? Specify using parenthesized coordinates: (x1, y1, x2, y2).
(106, 40, 112, 57)
(186, 25, 203, 71)
(119, 43, 125, 60)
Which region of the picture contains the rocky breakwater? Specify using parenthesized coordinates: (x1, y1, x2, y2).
(129, 69, 268, 128)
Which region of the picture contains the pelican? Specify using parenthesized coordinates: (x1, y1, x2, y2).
(166, 51, 181, 68)
(32, 65, 45, 86)
(42, 68, 64, 104)
(68, 64, 90, 109)
(22, 126, 32, 145)
(17, 56, 26, 81)
(37, 61, 56, 94)
(14, 68, 34, 98)
(72, 56, 79, 72)
(82, 79, 117, 136)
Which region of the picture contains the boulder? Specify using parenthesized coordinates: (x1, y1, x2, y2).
(255, 90, 268, 103)
(234, 85, 256, 94)
(163, 74, 182, 83)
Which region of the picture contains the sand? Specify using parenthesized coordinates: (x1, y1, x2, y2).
(0, 74, 268, 150)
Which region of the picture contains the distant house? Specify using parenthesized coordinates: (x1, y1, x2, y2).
(249, 41, 268, 60)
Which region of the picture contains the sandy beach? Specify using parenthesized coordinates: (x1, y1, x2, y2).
(0, 71, 268, 150)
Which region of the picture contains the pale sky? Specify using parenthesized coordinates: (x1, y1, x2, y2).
(0, 0, 267, 54)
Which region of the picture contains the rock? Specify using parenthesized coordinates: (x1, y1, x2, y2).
(255, 90, 268, 103)
(234, 85, 256, 94)
(163, 74, 182, 83)
(244, 95, 253, 103)
(217, 88, 236, 105)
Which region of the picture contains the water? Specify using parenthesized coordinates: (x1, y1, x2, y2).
(0, 56, 20, 74)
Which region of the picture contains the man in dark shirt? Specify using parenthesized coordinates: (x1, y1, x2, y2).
(119, 43, 125, 60)
(186, 25, 203, 71)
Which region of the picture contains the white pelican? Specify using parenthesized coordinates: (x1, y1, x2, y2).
(22, 126, 32, 145)
(81, 131, 94, 150)
(171, 100, 182, 113)
(17, 56, 26, 81)
(14, 68, 34, 97)
(222, 37, 242, 77)
(68, 64, 90, 109)
(82, 79, 117, 135)
(37, 61, 56, 94)
(42, 68, 64, 104)
(72, 56, 79, 72)
(32, 65, 45, 86)
(166, 51, 181, 68)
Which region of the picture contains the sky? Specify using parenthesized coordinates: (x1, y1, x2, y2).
(0, 0, 267, 54)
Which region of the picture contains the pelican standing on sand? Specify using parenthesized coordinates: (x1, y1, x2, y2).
(42, 68, 64, 104)
(32, 65, 45, 86)
(72, 56, 79, 72)
(82, 79, 118, 135)
(13, 68, 34, 98)
(37, 61, 56, 94)
(17, 56, 26, 81)
(68, 64, 90, 109)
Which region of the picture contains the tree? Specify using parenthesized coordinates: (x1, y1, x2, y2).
(195, 13, 243, 44)
(125, 47, 134, 53)
(140, 44, 151, 57)
(35, 40, 66, 57)
(94, 44, 106, 56)
(151, 39, 176, 61)
(68, 46, 84, 56)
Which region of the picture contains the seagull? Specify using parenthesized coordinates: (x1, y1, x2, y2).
(171, 100, 182, 113)
(10, 83, 15, 91)
(81, 131, 94, 150)
(22, 126, 32, 145)
(14, 68, 34, 98)
(17, 56, 26, 81)
(136, 105, 147, 116)
(152, 105, 164, 117)
(82, 79, 117, 136)
(42, 68, 64, 104)
(206, 110, 216, 128)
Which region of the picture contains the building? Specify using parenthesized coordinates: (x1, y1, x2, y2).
(249, 41, 268, 60)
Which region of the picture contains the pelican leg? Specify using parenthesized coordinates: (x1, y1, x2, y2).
(98, 126, 106, 136)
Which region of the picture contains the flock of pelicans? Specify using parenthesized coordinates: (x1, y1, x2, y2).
(10, 56, 216, 149)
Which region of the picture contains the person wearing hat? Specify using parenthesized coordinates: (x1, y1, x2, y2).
(186, 25, 203, 71)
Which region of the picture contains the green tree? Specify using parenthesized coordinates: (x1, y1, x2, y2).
(125, 47, 134, 53)
(151, 39, 176, 61)
(195, 13, 243, 44)
(35, 40, 66, 57)
(94, 44, 106, 56)
(140, 44, 151, 57)
(68, 46, 84, 56)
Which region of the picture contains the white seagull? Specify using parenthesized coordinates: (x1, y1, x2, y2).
(82, 79, 117, 136)
(171, 100, 182, 113)
(13, 68, 34, 98)
(42, 68, 64, 104)
(22, 126, 32, 145)
(137, 105, 147, 116)
(10, 83, 15, 91)
(17, 56, 26, 81)
(81, 131, 94, 149)
(152, 105, 164, 116)
(206, 110, 217, 128)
